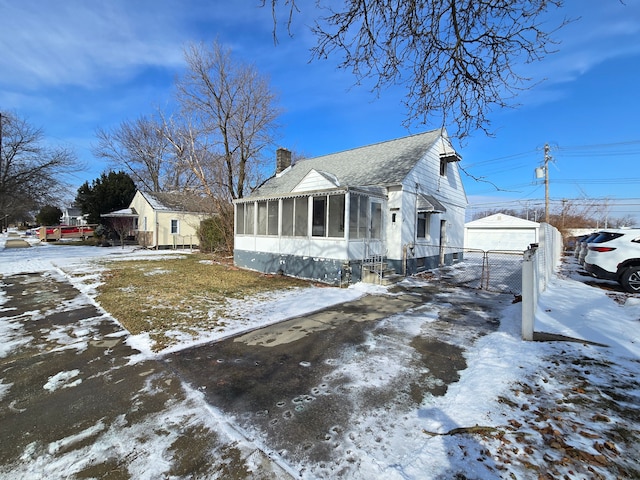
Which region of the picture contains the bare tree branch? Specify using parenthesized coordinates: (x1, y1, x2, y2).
(0, 111, 79, 224)
(174, 40, 281, 200)
(265, 1, 572, 139)
(92, 112, 198, 193)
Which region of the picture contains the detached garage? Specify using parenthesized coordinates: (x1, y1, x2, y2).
(464, 213, 539, 252)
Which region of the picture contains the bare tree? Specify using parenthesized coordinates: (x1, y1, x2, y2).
(264, 0, 570, 139)
(167, 41, 281, 253)
(0, 111, 79, 224)
(93, 113, 197, 193)
(106, 216, 136, 249)
(174, 40, 281, 201)
(162, 117, 237, 253)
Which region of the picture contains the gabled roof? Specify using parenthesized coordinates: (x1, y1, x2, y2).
(64, 207, 82, 217)
(139, 191, 213, 214)
(248, 130, 444, 199)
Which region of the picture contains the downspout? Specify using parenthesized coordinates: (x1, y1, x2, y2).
(155, 210, 159, 250)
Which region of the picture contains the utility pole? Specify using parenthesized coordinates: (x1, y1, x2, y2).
(544, 143, 551, 224)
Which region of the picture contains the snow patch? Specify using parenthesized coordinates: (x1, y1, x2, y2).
(43, 370, 82, 392)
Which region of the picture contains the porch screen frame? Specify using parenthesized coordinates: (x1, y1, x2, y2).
(312, 193, 346, 238)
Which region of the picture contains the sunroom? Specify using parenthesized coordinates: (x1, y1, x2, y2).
(234, 186, 386, 284)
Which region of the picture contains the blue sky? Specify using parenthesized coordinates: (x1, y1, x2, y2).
(1, 0, 639, 225)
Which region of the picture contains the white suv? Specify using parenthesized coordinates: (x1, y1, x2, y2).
(584, 228, 640, 293)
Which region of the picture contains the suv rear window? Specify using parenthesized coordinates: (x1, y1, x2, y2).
(591, 232, 624, 243)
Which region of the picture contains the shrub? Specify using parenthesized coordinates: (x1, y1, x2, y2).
(198, 217, 228, 253)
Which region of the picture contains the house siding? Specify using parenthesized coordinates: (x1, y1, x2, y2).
(129, 191, 206, 249)
(395, 143, 467, 274)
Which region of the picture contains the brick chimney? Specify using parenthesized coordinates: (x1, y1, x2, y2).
(276, 148, 292, 175)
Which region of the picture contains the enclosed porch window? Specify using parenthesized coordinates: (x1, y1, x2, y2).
(282, 197, 308, 236)
(236, 202, 255, 235)
(312, 194, 345, 237)
(349, 194, 368, 239)
(256, 200, 279, 236)
(349, 194, 382, 239)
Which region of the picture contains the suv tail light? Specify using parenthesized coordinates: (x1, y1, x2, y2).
(589, 246, 616, 252)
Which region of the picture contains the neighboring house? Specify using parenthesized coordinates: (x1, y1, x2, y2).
(233, 129, 468, 284)
(464, 213, 540, 252)
(61, 207, 87, 226)
(103, 191, 212, 249)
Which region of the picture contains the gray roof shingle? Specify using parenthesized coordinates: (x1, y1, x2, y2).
(141, 191, 213, 214)
(250, 129, 443, 198)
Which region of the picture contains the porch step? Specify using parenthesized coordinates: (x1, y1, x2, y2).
(361, 262, 403, 285)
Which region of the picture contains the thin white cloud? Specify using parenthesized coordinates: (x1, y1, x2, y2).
(515, 1, 640, 101)
(0, 0, 210, 90)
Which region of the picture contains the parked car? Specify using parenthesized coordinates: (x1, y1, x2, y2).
(577, 232, 602, 265)
(584, 228, 640, 293)
(573, 234, 589, 258)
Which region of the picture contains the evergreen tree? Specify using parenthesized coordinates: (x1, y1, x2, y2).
(35, 205, 62, 226)
(75, 171, 136, 225)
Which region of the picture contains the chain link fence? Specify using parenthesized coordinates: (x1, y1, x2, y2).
(433, 247, 524, 295)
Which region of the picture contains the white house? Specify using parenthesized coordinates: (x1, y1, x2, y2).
(104, 191, 212, 249)
(233, 130, 468, 284)
(61, 207, 87, 226)
(464, 213, 540, 252)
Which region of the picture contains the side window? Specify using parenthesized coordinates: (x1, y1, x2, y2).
(417, 212, 430, 239)
(171, 219, 179, 234)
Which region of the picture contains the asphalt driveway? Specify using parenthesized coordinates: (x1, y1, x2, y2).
(0, 271, 506, 478)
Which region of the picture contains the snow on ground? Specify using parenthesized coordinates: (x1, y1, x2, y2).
(1, 230, 639, 478)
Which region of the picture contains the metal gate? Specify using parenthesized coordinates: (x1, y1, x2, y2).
(435, 248, 524, 294)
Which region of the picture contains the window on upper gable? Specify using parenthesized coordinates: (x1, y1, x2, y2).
(440, 157, 447, 177)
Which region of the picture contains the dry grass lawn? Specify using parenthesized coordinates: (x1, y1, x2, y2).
(95, 253, 310, 351)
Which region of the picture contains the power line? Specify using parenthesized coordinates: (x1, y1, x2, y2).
(556, 140, 640, 150)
